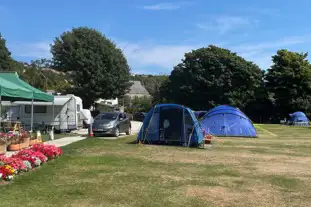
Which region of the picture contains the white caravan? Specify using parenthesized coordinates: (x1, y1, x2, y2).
(8, 94, 91, 132)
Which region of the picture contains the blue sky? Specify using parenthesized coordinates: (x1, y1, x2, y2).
(1, 0, 311, 74)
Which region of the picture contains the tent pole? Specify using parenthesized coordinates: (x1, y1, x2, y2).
(31, 98, 34, 132)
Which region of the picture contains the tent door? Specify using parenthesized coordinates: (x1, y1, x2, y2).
(159, 107, 183, 142)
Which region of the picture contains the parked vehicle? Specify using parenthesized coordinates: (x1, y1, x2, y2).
(7, 94, 90, 132)
(92, 112, 131, 137)
(133, 112, 146, 122)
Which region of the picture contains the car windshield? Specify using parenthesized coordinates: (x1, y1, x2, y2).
(95, 113, 118, 120)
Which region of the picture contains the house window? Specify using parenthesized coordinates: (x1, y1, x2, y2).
(77, 104, 81, 112)
(25, 105, 47, 114)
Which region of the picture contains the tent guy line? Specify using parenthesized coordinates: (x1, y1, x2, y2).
(253, 124, 277, 137)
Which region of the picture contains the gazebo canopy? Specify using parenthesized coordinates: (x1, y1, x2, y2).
(0, 72, 53, 102)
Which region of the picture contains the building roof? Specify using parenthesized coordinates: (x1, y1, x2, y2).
(127, 81, 150, 96)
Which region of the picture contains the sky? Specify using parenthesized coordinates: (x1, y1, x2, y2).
(1, 0, 311, 74)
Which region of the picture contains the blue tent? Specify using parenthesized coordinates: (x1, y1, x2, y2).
(194, 111, 208, 120)
(200, 105, 257, 137)
(137, 104, 205, 147)
(288, 111, 309, 126)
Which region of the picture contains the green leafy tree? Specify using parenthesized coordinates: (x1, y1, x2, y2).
(131, 74, 168, 103)
(265, 49, 311, 118)
(162, 45, 263, 110)
(51, 27, 131, 108)
(125, 96, 152, 114)
(0, 33, 12, 71)
(244, 71, 275, 123)
(30, 58, 53, 68)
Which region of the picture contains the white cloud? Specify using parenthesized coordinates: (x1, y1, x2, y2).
(8, 42, 51, 59)
(196, 16, 254, 34)
(140, 2, 191, 11)
(232, 36, 307, 52)
(239, 7, 282, 18)
(8, 35, 307, 73)
(118, 41, 197, 69)
(118, 35, 308, 72)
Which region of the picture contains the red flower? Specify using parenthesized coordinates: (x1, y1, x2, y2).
(31, 144, 62, 159)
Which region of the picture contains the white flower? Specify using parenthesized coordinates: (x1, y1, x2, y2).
(7, 175, 13, 180)
(34, 158, 41, 166)
(23, 160, 32, 171)
(0, 173, 2, 178)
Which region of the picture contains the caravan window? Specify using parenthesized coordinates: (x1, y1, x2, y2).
(25, 105, 47, 114)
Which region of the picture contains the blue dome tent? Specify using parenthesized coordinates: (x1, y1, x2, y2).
(194, 111, 208, 120)
(287, 111, 309, 126)
(137, 104, 205, 147)
(200, 105, 257, 137)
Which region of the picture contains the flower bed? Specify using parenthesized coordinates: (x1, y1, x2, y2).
(0, 144, 62, 181)
(0, 130, 33, 151)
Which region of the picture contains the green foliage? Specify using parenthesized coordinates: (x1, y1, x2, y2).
(162, 45, 263, 110)
(30, 58, 53, 68)
(0, 33, 12, 71)
(131, 74, 168, 103)
(124, 95, 152, 113)
(13, 58, 72, 93)
(51, 27, 131, 108)
(265, 49, 311, 118)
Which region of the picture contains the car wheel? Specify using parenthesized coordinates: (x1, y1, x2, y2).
(114, 127, 120, 137)
(126, 127, 131, 135)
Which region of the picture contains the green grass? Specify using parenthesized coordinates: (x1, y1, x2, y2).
(0, 124, 311, 206)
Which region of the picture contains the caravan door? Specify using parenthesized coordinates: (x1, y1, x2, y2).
(66, 98, 77, 130)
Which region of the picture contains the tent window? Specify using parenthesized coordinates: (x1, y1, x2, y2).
(25, 105, 47, 114)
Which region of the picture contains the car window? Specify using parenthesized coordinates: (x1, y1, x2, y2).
(95, 113, 117, 120)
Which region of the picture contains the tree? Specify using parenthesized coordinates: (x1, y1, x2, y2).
(161, 45, 263, 110)
(30, 58, 53, 69)
(244, 70, 275, 123)
(265, 49, 311, 118)
(131, 74, 168, 104)
(0, 33, 12, 70)
(125, 96, 152, 114)
(51, 27, 131, 108)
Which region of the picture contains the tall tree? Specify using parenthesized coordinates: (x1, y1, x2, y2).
(51, 27, 131, 108)
(265, 49, 311, 118)
(0, 33, 12, 70)
(162, 45, 263, 110)
(131, 74, 168, 104)
(30, 58, 53, 69)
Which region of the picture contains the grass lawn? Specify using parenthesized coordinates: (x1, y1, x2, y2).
(1, 124, 311, 206)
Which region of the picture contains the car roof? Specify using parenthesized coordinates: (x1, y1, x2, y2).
(99, 112, 120, 115)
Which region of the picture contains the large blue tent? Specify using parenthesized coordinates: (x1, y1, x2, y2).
(200, 105, 257, 137)
(137, 104, 205, 147)
(287, 111, 309, 126)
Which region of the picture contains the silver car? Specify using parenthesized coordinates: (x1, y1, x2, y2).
(92, 112, 131, 137)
